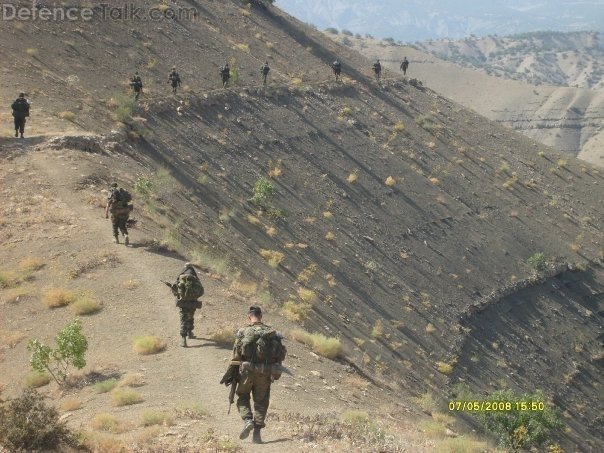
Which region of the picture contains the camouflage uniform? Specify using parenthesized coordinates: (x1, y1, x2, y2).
(373, 60, 382, 81)
(169, 69, 181, 94)
(131, 73, 143, 100)
(221, 64, 231, 88)
(260, 63, 270, 85)
(172, 266, 200, 342)
(105, 184, 130, 245)
(11, 94, 30, 138)
(232, 322, 273, 428)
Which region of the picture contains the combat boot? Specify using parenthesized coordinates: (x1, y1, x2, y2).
(180, 336, 187, 347)
(239, 419, 254, 440)
(15, 131, 18, 137)
(113, 235, 119, 244)
(252, 425, 262, 444)
(124, 234, 129, 246)
(20, 133, 24, 138)
(188, 331, 196, 339)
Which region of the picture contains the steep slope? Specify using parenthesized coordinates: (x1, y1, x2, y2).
(1, 0, 603, 451)
(350, 38, 604, 166)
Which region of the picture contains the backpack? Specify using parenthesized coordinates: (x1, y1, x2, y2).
(12, 99, 30, 118)
(110, 188, 132, 209)
(238, 325, 287, 365)
(177, 272, 204, 300)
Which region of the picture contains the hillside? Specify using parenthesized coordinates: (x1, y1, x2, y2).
(277, 0, 604, 41)
(349, 36, 604, 167)
(1, 1, 603, 452)
(412, 31, 604, 89)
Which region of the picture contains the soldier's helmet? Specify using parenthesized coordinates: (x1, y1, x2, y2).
(111, 182, 118, 188)
(172, 67, 176, 70)
(19, 92, 25, 98)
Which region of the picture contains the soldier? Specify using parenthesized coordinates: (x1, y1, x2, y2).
(400, 57, 409, 75)
(130, 72, 143, 100)
(169, 263, 203, 347)
(105, 182, 132, 245)
(224, 306, 286, 444)
(260, 61, 270, 85)
(332, 59, 342, 81)
(220, 62, 231, 88)
(11, 93, 30, 138)
(373, 59, 382, 81)
(168, 67, 182, 94)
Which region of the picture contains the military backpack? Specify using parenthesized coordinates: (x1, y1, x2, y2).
(237, 324, 287, 365)
(177, 272, 204, 301)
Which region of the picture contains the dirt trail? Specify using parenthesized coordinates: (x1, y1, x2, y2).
(0, 140, 428, 451)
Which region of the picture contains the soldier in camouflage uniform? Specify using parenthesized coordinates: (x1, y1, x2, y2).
(231, 306, 286, 444)
(105, 182, 131, 245)
(170, 263, 203, 347)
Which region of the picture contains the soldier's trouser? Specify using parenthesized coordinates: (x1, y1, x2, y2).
(111, 213, 129, 237)
(236, 369, 271, 428)
(222, 76, 229, 87)
(134, 89, 141, 100)
(172, 83, 178, 93)
(179, 307, 196, 337)
(14, 117, 26, 134)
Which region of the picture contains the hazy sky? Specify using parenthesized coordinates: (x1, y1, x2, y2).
(277, 0, 604, 41)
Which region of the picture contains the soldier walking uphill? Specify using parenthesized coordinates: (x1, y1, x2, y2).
(167, 263, 204, 347)
(220, 63, 231, 88)
(105, 182, 132, 245)
(11, 93, 30, 138)
(260, 61, 270, 85)
(220, 306, 287, 444)
(373, 59, 382, 81)
(400, 57, 409, 76)
(130, 72, 143, 100)
(332, 59, 342, 81)
(168, 67, 182, 94)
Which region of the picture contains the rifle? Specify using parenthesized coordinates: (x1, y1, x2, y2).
(161, 280, 174, 290)
(220, 363, 240, 415)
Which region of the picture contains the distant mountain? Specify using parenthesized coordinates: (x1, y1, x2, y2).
(277, 0, 604, 41)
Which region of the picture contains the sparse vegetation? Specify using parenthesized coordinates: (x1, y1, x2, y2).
(385, 176, 396, 186)
(175, 401, 208, 419)
(133, 336, 166, 355)
(140, 410, 173, 427)
(19, 257, 44, 272)
(93, 378, 118, 394)
(371, 319, 384, 339)
(42, 288, 76, 308)
(113, 94, 135, 123)
(27, 319, 88, 385)
(527, 252, 547, 272)
(119, 372, 146, 388)
(0, 389, 74, 451)
(436, 361, 454, 375)
(291, 329, 342, 359)
(473, 389, 563, 451)
(259, 249, 284, 268)
(59, 399, 82, 412)
(91, 413, 127, 433)
(208, 326, 236, 346)
(71, 294, 102, 315)
(251, 177, 276, 207)
(58, 111, 76, 122)
(24, 370, 51, 388)
(111, 388, 144, 407)
(282, 300, 312, 322)
(347, 169, 359, 183)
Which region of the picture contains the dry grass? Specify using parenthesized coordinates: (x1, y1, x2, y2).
(91, 413, 129, 433)
(344, 374, 370, 391)
(425, 323, 437, 333)
(59, 111, 76, 122)
(1, 286, 33, 305)
(371, 319, 384, 339)
(0, 271, 20, 289)
(385, 176, 396, 186)
(59, 398, 82, 412)
(433, 436, 490, 453)
(297, 263, 317, 284)
(429, 177, 441, 185)
(393, 121, 405, 132)
(325, 231, 336, 241)
(234, 43, 250, 53)
(259, 249, 285, 268)
(175, 401, 208, 419)
(208, 326, 236, 346)
(111, 388, 144, 407)
(119, 372, 146, 388)
(291, 329, 342, 359)
(71, 295, 102, 315)
(24, 370, 51, 388)
(341, 410, 369, 424)
(133, 336, 166, 355)
(18, 257, 44, 272)
(420, 420, 447, 439)
(266, 226, 277, 237)
(268, 165, 282, 179)
(0, 329, 26, 348)
(122, 278, 140, 290)
(298, 287, 317, 302)
(94, 378, 118, 394)
(436, 361, 454, 375)
(42, 288, 76, 308)
(347, 170, 359, 183)
(230, 279, 258, 297)
(282, 300, 312, 322)
(26, 48, 39, 57)
(247, 215, 262, 226)
(140, 410, 173, 427)
(79, 431, 127, 452)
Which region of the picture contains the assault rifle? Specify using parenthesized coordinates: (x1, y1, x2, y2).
(220, 362, 240, 414)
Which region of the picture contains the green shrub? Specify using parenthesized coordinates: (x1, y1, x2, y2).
(134, 175, 153, 200)
(291, 329, 342, 359)
(27, 319, 88, 385)
(111, 388, 144, 406)
(251, 177, 276, 207)
(24, 370, 51, 388)
(473, 389, 563, 450)
(114, 95, 135, 123)
(0, 389, 73, 451)
(93, 378, 118, 394)
(527, 252, 546, 272)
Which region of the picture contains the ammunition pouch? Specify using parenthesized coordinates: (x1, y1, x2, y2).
(176, 299, 202, 309)
(240, 361, 283, 380)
